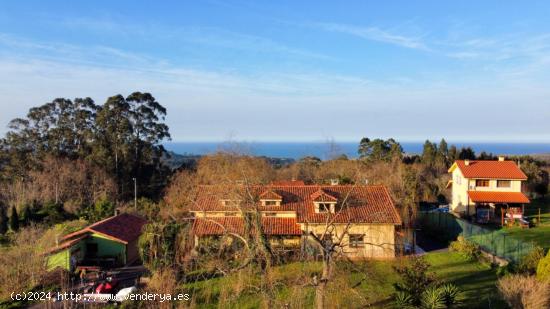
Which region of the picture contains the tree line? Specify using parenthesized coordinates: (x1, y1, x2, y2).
(0, 92, 171, 229)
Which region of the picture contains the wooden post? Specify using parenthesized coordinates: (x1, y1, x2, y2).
(501, 209, 504, 227)
(539, 208, 541, 225)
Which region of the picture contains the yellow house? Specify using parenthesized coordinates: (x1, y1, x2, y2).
(190, 183, 402, 259)
(447, 157, 529, 223)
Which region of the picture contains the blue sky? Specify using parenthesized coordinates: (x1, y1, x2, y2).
(0, 1, 549, 142)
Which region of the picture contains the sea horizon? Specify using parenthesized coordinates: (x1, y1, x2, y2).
(164, 141, 550, 160)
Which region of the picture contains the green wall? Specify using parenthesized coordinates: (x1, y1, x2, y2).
(46, 234, 127, 270)
(88, 233, 127, 264)
(47, 249, 69, 270)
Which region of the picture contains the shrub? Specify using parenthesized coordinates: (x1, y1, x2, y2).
(537, 250, 550, 282)
(449, 236, 480, 260)
(496, 264, 514, 278)
(393, 292, 415, 309)
(439, 283, 463, 307)
(393, 283, 462, 309)
(393, 257, 436, 306)
(518, 246, 545, 275)
(420, 286, 445, 309)
(498, 275, 550, 309)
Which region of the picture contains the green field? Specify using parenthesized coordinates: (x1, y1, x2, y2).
(180, 251, 505, 308)
(505, 196, 550, 249)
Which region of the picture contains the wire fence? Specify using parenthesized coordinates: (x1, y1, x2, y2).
(419, 211, 536, 263)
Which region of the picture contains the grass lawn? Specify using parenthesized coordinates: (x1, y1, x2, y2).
(180, 251, 504, 308)
(523, 196, 550, 225)
(426, 252, 506, 308)
(499, 196, 550, 249)
(501, 226, 550, 249)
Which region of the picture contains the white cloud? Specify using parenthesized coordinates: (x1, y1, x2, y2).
(311, 22, 430, 50)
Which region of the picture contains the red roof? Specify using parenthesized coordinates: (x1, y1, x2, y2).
(310, 189, 338, 202)
(467, 191, 530, 204)
(193, 217, 302, 236)
(46, 234, 88, 254)
(451, 160, 527, 180)
(62, 213, 147, 244)
(259, 190, 283, 200)
(190, 185, 401, 225)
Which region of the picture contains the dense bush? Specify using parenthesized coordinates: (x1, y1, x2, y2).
(498, 275, 550, 309)
(536, 250, 550, 282)
(393, 257, 436, 306)
(393, 257, 463, 308)
(79, 198, 115, 222)
(518, 246, 545, 275)
(449, 236, 480, 260)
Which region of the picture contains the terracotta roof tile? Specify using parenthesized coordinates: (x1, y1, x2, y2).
(190, 185, 401, 225)
(193, 217, 302, 236)
(310, 189, 338, 202)
(259, 190, 283, 200)
(467, 191, 530, 204)
(451, 160, 527, 180)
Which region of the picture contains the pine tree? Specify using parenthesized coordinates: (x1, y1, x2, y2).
(9, 206, 19, 232)
(0, 207, 8, 235)
(448, 145, 458, 161)
(438, 139, 448, 158)
(421, 140, 437, 166)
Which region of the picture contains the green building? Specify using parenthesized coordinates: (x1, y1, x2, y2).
(46, 213, 147, 271)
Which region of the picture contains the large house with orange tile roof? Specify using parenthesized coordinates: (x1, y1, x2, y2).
(190, 183, 402, 259)
(447, 157, 529, 223)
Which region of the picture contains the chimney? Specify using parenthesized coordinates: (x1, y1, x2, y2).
(464, 159, 470, 166)
(498, 156, 505, 162)
(330, 179, 339, 186)
(114, 208, 120, 216)
(364, 179, 369, 185)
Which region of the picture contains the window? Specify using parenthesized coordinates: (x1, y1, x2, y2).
(264, 212, 277, 217)
(497, 180, 511, 188)
(475, 179, 490, 187)
(349, 234, 365, 248)
(264, 200, 278, 206)
(224, 212, 237, 217)
(317, 203, 332, 212)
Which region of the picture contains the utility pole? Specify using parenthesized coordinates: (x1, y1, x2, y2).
(132, 177, 137, 211)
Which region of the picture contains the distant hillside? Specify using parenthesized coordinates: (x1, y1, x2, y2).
(532, 153, 550, 164)
(161, 151, 295, 170)
(161, 151, 201, 170)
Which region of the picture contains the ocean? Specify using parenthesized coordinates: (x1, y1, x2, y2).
(164, 141, 550, 160)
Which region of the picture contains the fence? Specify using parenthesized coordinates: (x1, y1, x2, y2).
(418, 211, 536, 263)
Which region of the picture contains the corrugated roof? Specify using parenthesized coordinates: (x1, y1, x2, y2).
(467, 191, 530, 204)
(190, 185, 401, 225)
(450, 160, 528, 180)
(193, 217, 302, 236)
